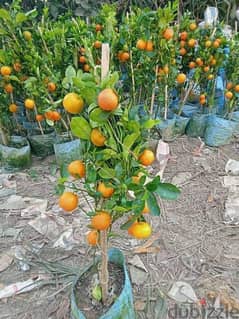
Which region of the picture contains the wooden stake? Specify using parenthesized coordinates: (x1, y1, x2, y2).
(150, 65, 159, 117)
(101, 43, 110, 81)
(34, 107, 44, 135)
(164, 83, 168, 121)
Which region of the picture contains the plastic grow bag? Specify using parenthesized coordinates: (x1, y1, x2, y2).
(0, 136, 31, 171)
(28, 132, 56, 158)
(204, 115, 238, 147)
(156, 117, 176, 142)
(186, 113, 209, 138)
(174, 116, 190, 136)
(181, 104, 200, 118)
(54, 139, 81, 166)
(71, 248, 136, 319)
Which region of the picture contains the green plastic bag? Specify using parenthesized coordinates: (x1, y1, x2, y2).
(71, 248, 136, 319)
(0, 136, 31, 171)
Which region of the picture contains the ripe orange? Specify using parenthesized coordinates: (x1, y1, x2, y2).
(90, 128, 106, 147)
(59, 192, 78, 212)
(179, 48, 187, 56)
(176, 73, 187, 84)
(83, 64, 90, 72)
(132, 172, 144, 184)
(189, 61, 196, 69)
(95, 24, 103, 32)
(203, 66, 210, 73)
(207, 74, 214, 80)
(0, 66, 12, 76)
(9, 103, 18, 113)
(189, 22, 197, 31)
(210, 58, 216, 66)
(225, 91, 233, 99)
(163, 65, 169, 75)
(180, 40, 186, 48)
(68, 160, 86, 178)
(44, 111, 54, 120)
(226, 82, 233, 90)
(200, 98, 206, 105)
(47, 82, 56, 92)
(98, 88, 118, 111)
(188, 38, 196, 47)
(234, 84, 239, 93)
(97, 182, 114, 198)
(4, 83, 13, 93)
(94, 40, 102, 49)
(196, 58, 203, 66)
(13, 62, 21, 72)
(163, 28, 174, 40)
(36, 114, 44, 121)
(139, 149, 155, 166)
(86, 230, 98, 246)
(136, 39, 146, 50)
(213, 40, 220, 48)
(205, 40, 212, 47)
(142, 203, 150, 214)
(200, 94, 206, 100)
(121, 52, 130, 62)
(24, 98, 35, 109)
(51, 111, 61, 121)
(128, 221, 152, 239)
(91, 211, 111, 230)
(180, 31, 188, 41)
(145, 40, 153, 51)
(79, 55, 86, 63)
(63, 92, 84, 114)
(23, 31, 32, 41)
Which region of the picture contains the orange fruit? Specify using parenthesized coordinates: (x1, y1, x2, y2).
(196, 58, 203, 66)
(142, 203, 150, 214)
(121, 52, 130, 62)
(205, 40, 212, 47)
(91, 211, 111, 230)
(59, 192, 78, 212)
(200, 94, 206, 100)
(180, 40, 186, 48)
(145, 40, 153, 51)
(226, 82, 233, 90)
(0, 66, 12, 76)
(47, 82, 56, 92)
(44, 111, 54, 120)
(210, 58, 216, 66)
(179, 48, 187, 56)
(13, 62, 21, 72)
(234, 84, 239, 93)
(163, 65, 169, 75)
(68, 160, 86, 178)
(132, 172, 144, 184)
(9, 103, 18, 113)
(63, 92, 84, 114)
(4, 83, 13, 93)
(51, 111, 61, 121)
(207, 74, 214, 80)
(83, 64, 90, 72)
(128, 221, 152, 239)
(189, 61, 196, 69)
(139, 149, 155, 166)
(95, 24, 103, 32)
(203, 66, 210, 72)
(90, 128, 106, 147)
(98, 88, 118, 111)
(188, 38, 196, 47)
(225, 91, 233, 99)
(136, 39, 146, 50)
(79, 55, 86, 63)
(163, 28, 174, 40)
(189, 22, 197, 31)
(97, 182, 114, 198)
(93, 40, 102, 49)
(24, 98, 35, 109)
(180, 31, 188, 41)
(36, 114, 44, 121)
(23, 31, 32, 41)
(80, 47, 86, 54)
(200, 99, 206, 105)
(213, 40, 220, 48)
(176, 73, 187, 84)
(86, 230, 98, 246)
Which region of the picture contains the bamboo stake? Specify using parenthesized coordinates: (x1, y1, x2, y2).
(150, 65, 159, 117)
(33, 106, 44, 135)
(164, 83, 168, 120)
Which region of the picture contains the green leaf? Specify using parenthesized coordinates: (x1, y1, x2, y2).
(142, 119, 160, 129)
(101, 71, 119, 89)
(146, 176, 161, 192)
(92, 285, 102, 302)
(123, 132, 139, 150)
(120, 218, 136, 230)
(70, 117, 91, 140)
(97, 149, 118, 160)
(147, 193, 161, 216)
(65, 65, 76, 79)
(98, 165, 115, 179)
(0, 9, 11, 21)
(155, 183, 180, 200)
(90, 108, 110, 123)
(86, 165, 97, 183)
(16, 12, 27, 24)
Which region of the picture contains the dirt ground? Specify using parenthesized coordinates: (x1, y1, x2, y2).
(0, 136, 239, 319)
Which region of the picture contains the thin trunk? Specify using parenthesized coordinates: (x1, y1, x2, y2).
(99, 230, 108, 304)
(0, 119, 8, 146)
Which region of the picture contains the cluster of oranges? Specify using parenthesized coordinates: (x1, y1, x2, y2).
(78, 47, 91, 73)
(225, 82, 239, 100)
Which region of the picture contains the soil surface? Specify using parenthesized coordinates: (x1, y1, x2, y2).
(0, 136, 239, 319)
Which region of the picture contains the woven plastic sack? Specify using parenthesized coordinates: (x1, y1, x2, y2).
(71, 248, 136, 319)
(54, 139, 81, 166)
(186, 114, 209, 137)
(0, 136, 31, 171)
(28, 132, 56, 158)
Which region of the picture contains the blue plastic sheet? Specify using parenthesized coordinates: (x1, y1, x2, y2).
(71, 248, 136, 319)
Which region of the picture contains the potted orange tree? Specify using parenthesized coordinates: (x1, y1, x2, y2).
(57, 41, 180, 317)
